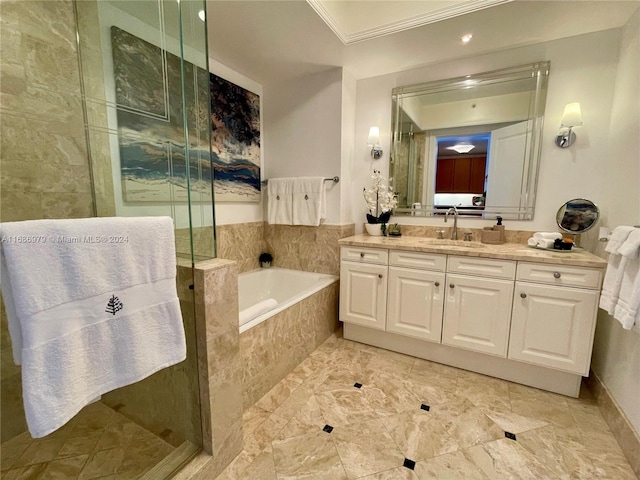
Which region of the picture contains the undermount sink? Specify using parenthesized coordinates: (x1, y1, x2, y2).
(418, 239, 486, 248)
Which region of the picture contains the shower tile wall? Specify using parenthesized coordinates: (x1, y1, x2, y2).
(0, 0, 94, 223)
(0, 0, 96, 443)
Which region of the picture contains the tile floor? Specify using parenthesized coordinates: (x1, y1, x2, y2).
(0, 401, 174, 479)
(201, 330, 637, 480)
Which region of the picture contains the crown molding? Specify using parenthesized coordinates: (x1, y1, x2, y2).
(307, 0, 512, 45)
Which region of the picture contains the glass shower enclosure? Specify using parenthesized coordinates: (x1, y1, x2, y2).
(0, 0, 214, 478)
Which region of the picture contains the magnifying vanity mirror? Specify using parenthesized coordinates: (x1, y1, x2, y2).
(391, 62, 550, 220)
(556, 198, 600, 234)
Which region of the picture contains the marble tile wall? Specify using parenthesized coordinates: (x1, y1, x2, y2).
(193, 259, 243, 476)
(102, 262, 202, 447)
(264, 224, 355, 276)
(0, 0, 94, 222)
(0, 0, 96, 443)
(216, 222, 266, 273)
(240, 282, 340, 410)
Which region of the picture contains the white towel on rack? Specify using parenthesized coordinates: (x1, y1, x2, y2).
(599, 254, 628, 315)
(605, 226, 635, 254)
(613, 230, 640, 330)
(267, 178, 294, 225)
(292, 177, 325, 226)
(0, 217, 186, 438)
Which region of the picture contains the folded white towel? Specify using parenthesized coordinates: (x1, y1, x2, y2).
(527, 237, 537, 247)
(0, 217, 185, 438)
(536, 239, 556, 249)
(618, 229, 640, 259)
(533, 232, 562, 242)
(239, 298, 278, 326)
(267, 178, 294, 225)
(613, 255, 640, 330)
(599, 254, 629, 315)
(605, 226, 635, 254)
(292, 177, 325, 226)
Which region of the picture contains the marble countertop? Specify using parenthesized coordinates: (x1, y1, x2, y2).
(338, 235, 607, 268)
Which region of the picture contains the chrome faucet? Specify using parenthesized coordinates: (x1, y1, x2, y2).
(444, 206, 459, 240)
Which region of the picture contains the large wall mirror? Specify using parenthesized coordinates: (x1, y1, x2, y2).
(391, 62, 550, 220)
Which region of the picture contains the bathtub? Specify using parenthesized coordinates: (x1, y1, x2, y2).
(238, 267, 340, 409)
(238, 267, 338, 333)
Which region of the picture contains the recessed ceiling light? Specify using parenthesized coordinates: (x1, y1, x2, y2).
(461, 34, 473, 44)
(198, 9, 205, 22)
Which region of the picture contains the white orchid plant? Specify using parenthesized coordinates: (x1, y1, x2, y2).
(363, 170, 398, 224)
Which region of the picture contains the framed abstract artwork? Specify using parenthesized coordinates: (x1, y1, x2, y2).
(111, 26, 261, 203)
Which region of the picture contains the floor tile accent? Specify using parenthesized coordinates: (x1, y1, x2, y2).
(403, 458, 416, 470)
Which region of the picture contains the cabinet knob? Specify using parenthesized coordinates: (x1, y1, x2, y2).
(360, 252, 365, 258)
(378, 274, 383, 279)
(553, 272, 561, 279)
(520, 293, 527, 299)
(435, 282, 440, 287)
(449, 284, 455, 289)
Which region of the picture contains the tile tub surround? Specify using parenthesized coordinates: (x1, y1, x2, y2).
(240, 282, 340, 410)
(193, 259, 243, 476)
(340, 234, 607, 268)
(194, 330, 637, 480)
(216, 222, 266, 273)
(264, 224, 355, 276)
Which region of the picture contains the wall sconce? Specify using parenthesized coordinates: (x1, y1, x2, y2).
(555, 102, 583, 148)
(367, 126, 383, 159)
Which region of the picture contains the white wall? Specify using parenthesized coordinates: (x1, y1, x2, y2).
(352, 29, 622, 233)
(263, 68, 344, 224)
(591, 8, 640, 436)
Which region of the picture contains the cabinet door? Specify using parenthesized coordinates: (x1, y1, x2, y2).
(442, 274, 514, 357)
(340, 261, 388, 330)
(387, 267, 445, 342)
(509, 282, 598, 375)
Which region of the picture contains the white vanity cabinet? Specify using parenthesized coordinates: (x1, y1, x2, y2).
(339, 247, 388, 330)
(442, 256, 516, 357)
(508, 263, 602, 375)
(386, 251, 446, 342)
(338, 237, 606, 398)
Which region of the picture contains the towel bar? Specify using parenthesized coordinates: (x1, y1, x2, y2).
(261, 176, 339, 186)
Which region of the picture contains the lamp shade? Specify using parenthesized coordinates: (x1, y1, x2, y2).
(367, 126, 380, 145)
(561, 103, 583, 127)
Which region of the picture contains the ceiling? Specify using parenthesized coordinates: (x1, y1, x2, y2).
(206, 0, 639, 84)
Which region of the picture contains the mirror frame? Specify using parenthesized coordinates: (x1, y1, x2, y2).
(391, 61, 550, 220)
(556, 198, 600, 234)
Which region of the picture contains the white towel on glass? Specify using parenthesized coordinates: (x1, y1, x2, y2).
(267, 178, 294, 225)
(292, 177, 325, 226)
(0, 217, 185, 438)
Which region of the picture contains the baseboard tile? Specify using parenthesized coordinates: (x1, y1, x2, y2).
(585, 369, 640, 479)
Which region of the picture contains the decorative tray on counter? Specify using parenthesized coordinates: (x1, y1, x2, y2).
(528, 245, 583, 253)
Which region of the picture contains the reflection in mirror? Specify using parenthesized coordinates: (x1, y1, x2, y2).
(391, 62, 550, 220)
(556, 198, 600, 234)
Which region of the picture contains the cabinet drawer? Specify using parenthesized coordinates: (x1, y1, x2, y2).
(341, 246, 388, 265)
(389, 250, 446, 271)
(516, 262, 602, 289)
(447, 256, 516, 280)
